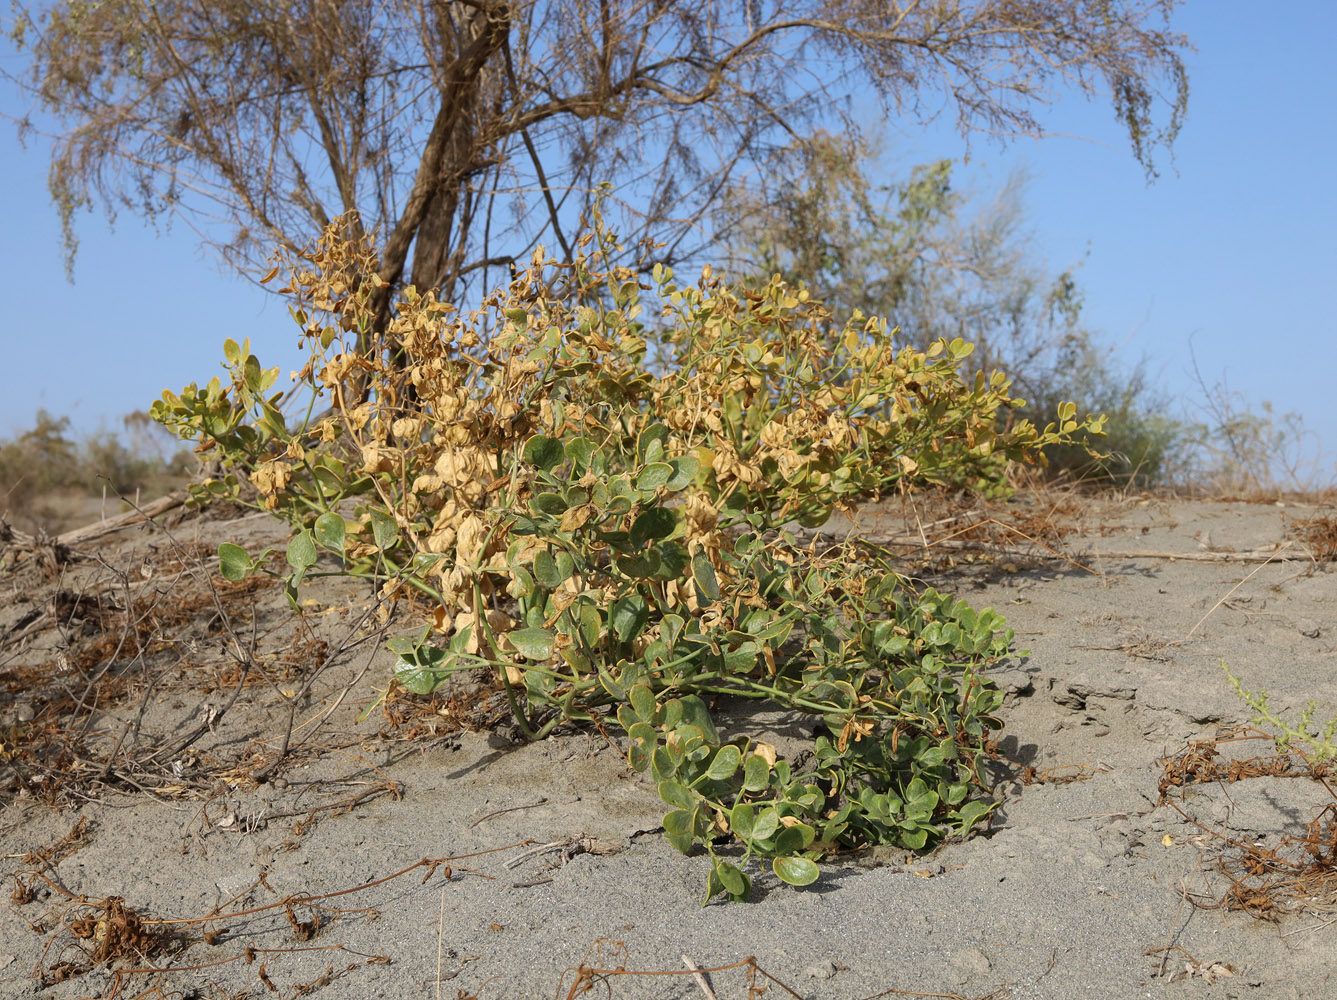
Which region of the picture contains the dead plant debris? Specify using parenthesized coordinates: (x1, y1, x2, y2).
(15, 816, 97, 869)
(10, 842, 522, 994)
(1018, 762, 1105, 786)
(1288, 511, 1337, 561)
(1144, 945, 1235, 984)
(554, 939, 804, 1000)
(1158, 727, 1337, 919)
(0, 519, 389, 812)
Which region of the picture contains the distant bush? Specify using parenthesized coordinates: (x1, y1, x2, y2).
(1168, 358, 1334, 495)
(0, 409, 195, 531)
(1010, 331, 1189, 488)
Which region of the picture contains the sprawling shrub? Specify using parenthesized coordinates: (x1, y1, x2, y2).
(152, 215, 1099, 900)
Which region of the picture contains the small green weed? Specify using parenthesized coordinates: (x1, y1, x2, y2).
(1221, 661, 1337, 761)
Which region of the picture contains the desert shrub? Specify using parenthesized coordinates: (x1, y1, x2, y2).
(1015, 333, 1187, 487)
(152, 214, 1099, 900)
(1171, 360, 1333, 495)
(0, 410, 79, 503)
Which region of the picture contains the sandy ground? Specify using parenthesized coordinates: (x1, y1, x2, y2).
(1, 492, 1335, 1000)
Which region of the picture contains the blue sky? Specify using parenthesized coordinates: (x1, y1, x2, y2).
(2, 2, 1334, 485)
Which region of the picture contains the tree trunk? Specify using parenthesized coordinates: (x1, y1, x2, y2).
(364, 2, 507, 365)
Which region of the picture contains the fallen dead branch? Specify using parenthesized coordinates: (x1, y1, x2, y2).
(855, 989, 1009, 1000)
(0, 491, 190, 569)
(833, 529, 1311, 565)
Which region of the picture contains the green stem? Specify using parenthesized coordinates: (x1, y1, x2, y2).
(473, 582, 542, 741)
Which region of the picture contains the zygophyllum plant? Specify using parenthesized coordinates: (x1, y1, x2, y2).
(152, 211, 1102, 901)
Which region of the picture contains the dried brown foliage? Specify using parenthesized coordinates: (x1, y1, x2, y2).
(1289, 511, 1337, 562)
(9, 847, 509, 991)
(1158, 728, 1337, 919)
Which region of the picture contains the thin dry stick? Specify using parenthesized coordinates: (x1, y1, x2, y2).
(436, 884, 447, 1000)
(1154, 874, 1193, 978)
(845, 516, 1103, 576)
(1086, 544, 1302, 564)
(1281, 912, 1337, 940)
(1185, 542, 1292, 639)
(856, 525, 1305, 565)
(468, 797, 549, 829)
(682, 954, 718, 1000)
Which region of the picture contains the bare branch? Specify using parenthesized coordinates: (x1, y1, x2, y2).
(9, 0, 1189, 309)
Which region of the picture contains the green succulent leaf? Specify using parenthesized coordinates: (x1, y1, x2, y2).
(615, 549, 661, 578)
(629, 683, 657, 723)
(627, 721, 656, 771)
(663, 809, 694, 854)
(630, 508, 677, 548)
(534, 549, 563, 588)
(369, 510, 398, 550)
(772, 856, 820, 887)
(636, 423, 669, 461)
(706, 744, 742, 780)
(675, 695, 720, 744)
(532, 492, 568, 516)
(714, 861, 751, 901)
(742, 753, 770, 792)
(564, 437, 596, 469)
(394, 643, 452, 695)
(635, 462, 673, 493)
(952, 799, 995, 834)
(773, 823, 816, 855)
(218, 543, 251, 582)
(610, 595, 650, 643)
(730, 803, 756, 840)
(651, 745, 676, 781)
(750, 808, 779, 842)
(509, 627, 555, 661)
(658, 779, 695, 810)
(692, 552, 721, 603)
(555, 550, 576, 581)
(286, 530, 318, 574)
(597, 667, 626, 702)
(665, 455, 699, 490)
(523, 434, 565, 472)
(314, 512, 346, 553)
(653, 542, 691, 580)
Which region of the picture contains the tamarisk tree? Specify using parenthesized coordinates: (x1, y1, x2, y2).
(8, 0, 1189, 332)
